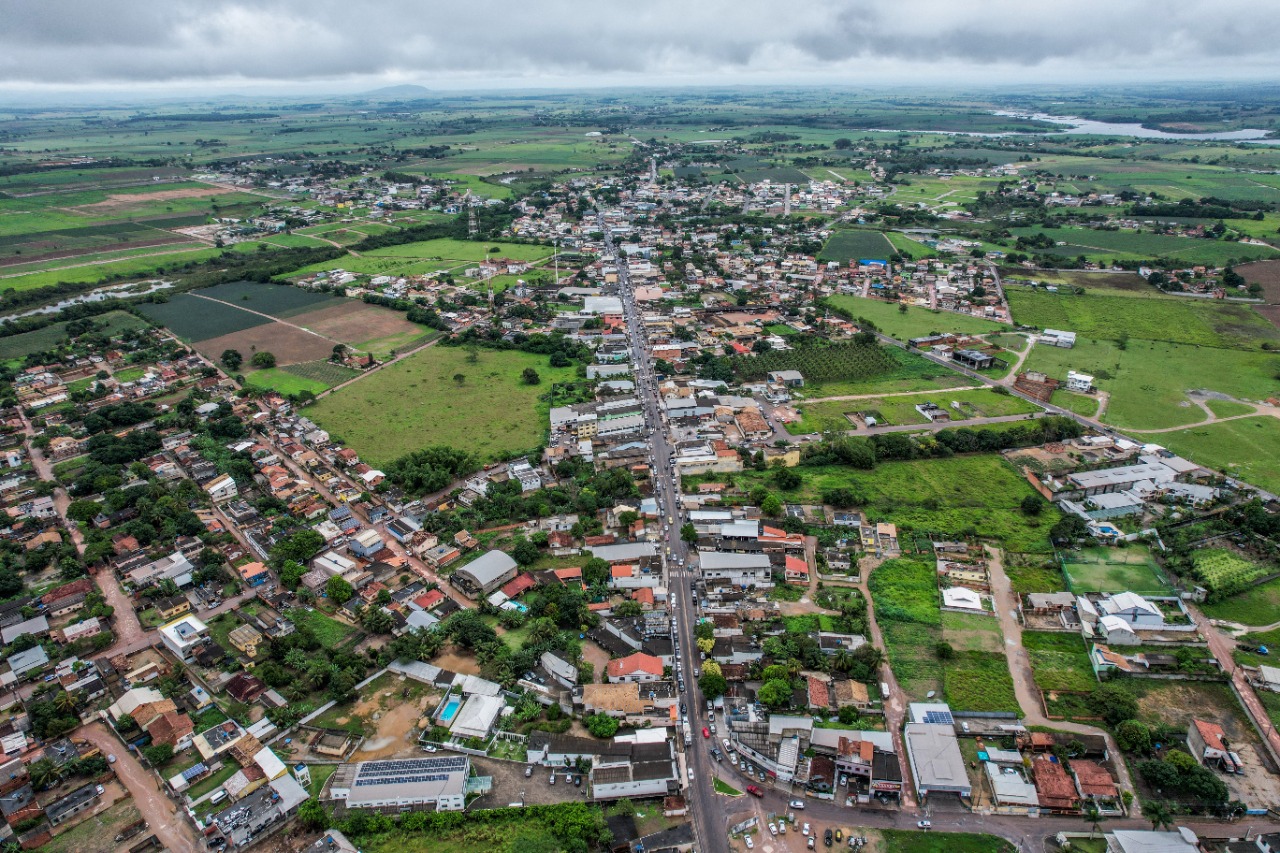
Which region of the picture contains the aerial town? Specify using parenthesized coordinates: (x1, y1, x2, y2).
(3, 11, 1280, 853)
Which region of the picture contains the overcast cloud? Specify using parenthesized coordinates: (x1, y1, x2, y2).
(3, 0, 1278, 93)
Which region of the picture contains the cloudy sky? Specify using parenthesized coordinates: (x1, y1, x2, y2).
(3, 0, 1278, 95)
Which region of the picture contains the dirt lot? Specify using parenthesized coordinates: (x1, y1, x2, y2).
(467, 754, 592, 807)
(330, 674, 443, 761)
(291, 302, 427, 349)
(195, 322, 335, 365)
(580, 639, 611, 684)
(432, 650, 482, 675)
(1239, 259, 1280, 303)
(67, 186, 234, 214)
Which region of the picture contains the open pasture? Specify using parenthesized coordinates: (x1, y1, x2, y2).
(306, 344, 576, 466)
(818, 230, 895, 264)
(1133, 416, 1280, 494)
(828, 294, 1007, 339)
(290, 301, 434, 357)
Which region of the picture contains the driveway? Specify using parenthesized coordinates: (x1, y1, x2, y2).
(77, 722, 202, 853)
(984, 546, 1136, 802)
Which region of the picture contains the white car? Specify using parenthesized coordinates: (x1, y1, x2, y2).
(745, 836, 754, 850)
(790, 800, 806, 810)
(802, 823, 811, 836)
(917, 821, 932, 830)
(768, 823, 777, 836)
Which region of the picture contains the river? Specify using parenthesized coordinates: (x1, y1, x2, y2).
(992, 110, 1280, 142)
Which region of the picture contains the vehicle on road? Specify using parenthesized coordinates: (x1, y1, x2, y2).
(790, 800, 805, 809)
(917, 821, 932, 830)
(825, 829, 833, 847)
(745, 836, 754, 850)
(835, 829, 843, 843)
(746, 785, 764, 798)
(702, 727, 710, 738)
(107, 755, 117, 764)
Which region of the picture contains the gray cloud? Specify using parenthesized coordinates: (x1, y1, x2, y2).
(2, 0, 1278, 91)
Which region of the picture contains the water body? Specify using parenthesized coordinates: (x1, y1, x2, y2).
(993, 110, 1280, 142)
(1, 279, 175, 321)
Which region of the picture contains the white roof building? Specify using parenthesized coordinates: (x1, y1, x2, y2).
(941, 587, 983, 611)
(449, 693, 505, 740)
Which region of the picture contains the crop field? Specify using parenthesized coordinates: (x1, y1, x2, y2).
(817, 230, 895, 264)
(195, 281, 347, 318)
(1009, 225, 1280, 265)
(0, 245, 235, 293)
(1019, 336, 1280, 431)
(292, 301, 435, 357)
(285, 237, 554, 281)
(1006, 286, 1280, 350)
(1061, 545, 1173, 595)
(1133, 417, 1280, 494)
(1022, 631, 1096, 693)
(307, 345, 576, 466)
(136, 293, 270, 340)
(247, 360, 362, 395)
(1190, 548, 1269, 596)
(0, 310, 149, 360)
(742, 343, 972, 399)
(193, 322, 335, 367)
(742, 454, 1058, 552)
(827, 295, 1007, 340)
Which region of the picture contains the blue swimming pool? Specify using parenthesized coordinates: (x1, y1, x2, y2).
(439, 695, 462, 724)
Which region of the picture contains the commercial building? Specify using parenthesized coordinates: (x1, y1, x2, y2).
(904, 723, 970, 800)
(451, 551, 518, 599)
(328, 755, 469, 812)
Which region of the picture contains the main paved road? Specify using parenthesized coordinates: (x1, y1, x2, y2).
(601, 213, 726, 853)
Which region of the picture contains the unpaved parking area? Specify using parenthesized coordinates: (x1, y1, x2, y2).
(467, 754, 591, 808)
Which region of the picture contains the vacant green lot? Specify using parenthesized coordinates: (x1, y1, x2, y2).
(307, 345, 575, 466)
(738, 454, 1058, 552)
(818, 230, 895, 264)
(1200, 576, 1280, 626)
(1134, 417, 1280, 494)
(879, 829, 1015, 853)
(789, 345, 974, 399)
(1023, 631, 1096, 693)
(1006, 287, 1280, 350)
(798, 387, 1040, 432)
(1019, 336, 1280, 430)
(285, 606, 358, 646)
(828, 295, 1007, 340)
(1062, 545, 1173, 595)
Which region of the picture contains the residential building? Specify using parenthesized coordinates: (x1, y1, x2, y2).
(451, 550, 519, 599)
(606, 652, 664, 684)
(158, 614, 210, 663)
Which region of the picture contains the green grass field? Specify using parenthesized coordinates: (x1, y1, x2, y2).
(285, 606, 358, 646)
(1008, 225, 1280, 266)
(0, 310, 149, 359)
(789, 345, 974, 399)
(738, 454, 1059, 552)
(246, 368, 329, 396)
(828, 295, 1007, 340)
(1201, 578, 1280, 626)
(818, 230, 896, 264)
(1006, 286, 1280, 350)
(1061, 545, 1173, 595)
(1019, 336, 1280, 430)
(307, 345, 575, 466)
(196, 280, 347, 318)
(1133, 417, 1280, 494)
(1052, 390, 1101, 418)
(793, 388, 1038, 432)
(878, 830, 1014, 853)
(1022, 631, 1096, 693)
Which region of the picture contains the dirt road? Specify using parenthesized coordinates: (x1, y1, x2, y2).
(984, 546, 1137, 802)
(78, 722, 202, 852)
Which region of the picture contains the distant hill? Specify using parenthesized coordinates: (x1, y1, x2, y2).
(357, 85, 433, 101)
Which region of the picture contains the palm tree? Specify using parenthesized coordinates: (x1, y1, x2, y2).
(1145, 800, 1176, 831)
(28, 758, 61, 790)
(53, 689, 79, 715)
(1082, 802, 1106, 840)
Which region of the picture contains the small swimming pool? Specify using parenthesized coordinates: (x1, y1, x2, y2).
(439, 696, 462, 724)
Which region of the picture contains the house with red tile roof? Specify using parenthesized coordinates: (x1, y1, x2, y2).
(1033, 755, 1079, 812)
(412, 589, 445, 611)
(1071, 760, 1118, 801)
(632, 587, 655, 609)
(500, 572, 537, 599)
(1188, 718, 1239, 772)
(606, 652, 664, 683)
(807, 676, 831, 712)
(784, 555, 809, 585)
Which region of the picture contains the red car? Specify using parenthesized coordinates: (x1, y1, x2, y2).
(746, 785, 764, 798)
(702, 727, 710, 738)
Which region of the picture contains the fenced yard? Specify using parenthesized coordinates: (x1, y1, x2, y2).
(1061, 545, 1173, 595)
